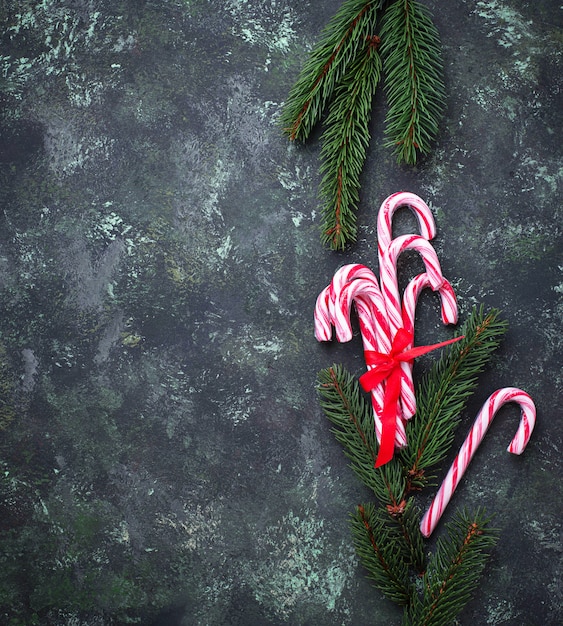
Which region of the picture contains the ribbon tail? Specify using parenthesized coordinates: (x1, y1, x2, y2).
(397, 335, 464, 362)
(375, 368, 402, 467)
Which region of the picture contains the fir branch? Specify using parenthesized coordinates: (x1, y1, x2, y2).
(319, 35, 382, 250)
(380, 0, 445, 164)
(317, 364, 407, 507)
(351, 501, 413, 605)
(404, 509, 498, 626)
(279, 0, 382, 142)
(400, 306, 508, 489)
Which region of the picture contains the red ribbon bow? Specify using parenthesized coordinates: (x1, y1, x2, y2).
(359, 328, 464, 468)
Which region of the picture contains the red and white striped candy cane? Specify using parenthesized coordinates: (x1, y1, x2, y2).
(323, 273, 405, 446)
(329, 275, 381, 343)
(402, 273, 458, 337)
(380, 235, 445, 329)
(379, 235, 446, 419)
(336, 278, 390, 350)
(377, 192, 436, 270)
(314, 264, 377, 341)
(329, 264, 377, 299)
(314, 272, 409, 448)
(356, 297, 407, 447)
(400, 273, 458, 410)
(337, 278, 407, 447)
(420, 387, 536, 537)
(314, 285, 334, 342)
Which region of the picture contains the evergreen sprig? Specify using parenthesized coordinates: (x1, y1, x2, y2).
(279, 0, 381, 142)
(317, 363, 407, 507)
(380, 0, 445, 164)
(316, 306, 506, 624)
(317, 306, 507, 502)
(281, 0, 445, 248)
(403, 509, 498, 626)
(351, 501, 412, 605)
(319, 35, 382, 250)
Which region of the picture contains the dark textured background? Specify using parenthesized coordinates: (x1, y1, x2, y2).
(0, 1, 561, 624)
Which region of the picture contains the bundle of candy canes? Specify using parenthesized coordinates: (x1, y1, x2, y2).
(314, 192, 536, 536)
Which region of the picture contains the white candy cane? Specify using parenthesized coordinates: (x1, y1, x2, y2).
(420, 388, 536, 537)
(377, 192, 436, 270)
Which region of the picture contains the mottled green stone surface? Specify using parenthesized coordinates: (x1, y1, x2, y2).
(0, 1, 561, 624)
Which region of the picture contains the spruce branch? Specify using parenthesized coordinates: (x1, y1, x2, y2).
(403, 509, 498, 626)
(380, 0, 445, 164)
(380, 497, 427, 574)
(395, 498, 425, 573)
(351, 501, 413, 605)
(317, 364, 408, 507)
(280, 0, 382, 142)
(281, 0, 446, 247)
(400, 306, 508, 489)
(319, 35, 382, 250)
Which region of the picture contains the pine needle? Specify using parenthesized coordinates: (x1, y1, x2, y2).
(380, 0, 445, 164)
(281, 0, 446, 246)
(317, 364, 407, 507)
(319, 35, 382, 250)
(279, 0, 382, 142)
(351, 501, 413, 605)
(403, 509, 498, 626)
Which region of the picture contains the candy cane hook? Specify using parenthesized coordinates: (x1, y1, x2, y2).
(380, 234, 445, 334)
(402, 273, 458, 336)
(420, 388, 536, 537)
(314, 265, 379, 342)
(377, 192, 437, 267)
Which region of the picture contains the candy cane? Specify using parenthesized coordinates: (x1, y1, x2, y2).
(420, 388, 536, 537)
(379, 235, 446, 419)
(326, 265, 379, 340)
(314, 272, 409, 447)
(314, 265, 376, 341)
(377, 192, 436, 270)
(337, 279, 408, 447)
(354, 295, 408, 447)
(380, 235, 445, 333)
(336, 278, 390, 349)
(399, 273, 458, 416)
(402, 273, 458, 337)
(329, 264, 378, 302)
(324, 274, 406, 446)
(314, 285, 334, 342)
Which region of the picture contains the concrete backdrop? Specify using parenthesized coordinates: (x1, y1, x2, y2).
(0, 1, 561, 624)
